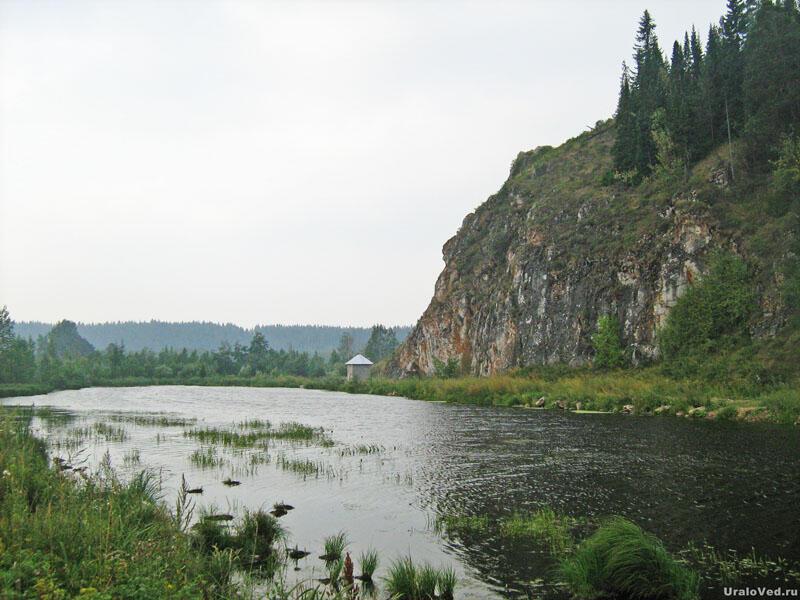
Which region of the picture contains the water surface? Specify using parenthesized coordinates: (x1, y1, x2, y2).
(5, 386, 800, 598)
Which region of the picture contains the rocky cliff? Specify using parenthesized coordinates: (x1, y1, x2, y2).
(391, 122, 788, 376)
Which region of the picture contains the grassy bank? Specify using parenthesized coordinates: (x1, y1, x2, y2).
(0, 413, 242, 598)
(4, 368, 799, 425)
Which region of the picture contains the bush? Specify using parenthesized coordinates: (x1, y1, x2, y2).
(559, 517, 699, 600)
(658, 253, 756, 375)
(591, 315, 626, 369)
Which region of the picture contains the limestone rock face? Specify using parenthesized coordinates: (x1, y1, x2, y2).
(390, 125, 782, 376)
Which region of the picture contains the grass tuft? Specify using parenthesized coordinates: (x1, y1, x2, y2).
(558, 517, 700, 600)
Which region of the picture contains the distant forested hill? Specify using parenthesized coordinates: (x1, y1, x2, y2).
(12, 321, 411, 355)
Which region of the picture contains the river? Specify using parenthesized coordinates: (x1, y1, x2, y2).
(4, 385, 799, 598)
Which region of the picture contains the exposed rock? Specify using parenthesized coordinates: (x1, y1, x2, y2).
(535, 396, 546, 407)
(622, 404, 635, 414)
(389, 126, 782, 377)
(654, 405, 671, 415)
(676, 411, 686, 417)
(575, 401, 583, 411)
(687, 406, 707, 418)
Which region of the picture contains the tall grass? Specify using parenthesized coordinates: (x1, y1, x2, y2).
(359, 549, 379, 580)
(383, 557, 458, 600)
(559, 517, 700, 600)
(500, 508, 575, 554)
(0, 413, 237, 598)
(322, 532, 348, 560)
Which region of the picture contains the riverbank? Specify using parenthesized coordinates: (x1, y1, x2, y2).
(3, 367, 799, 425)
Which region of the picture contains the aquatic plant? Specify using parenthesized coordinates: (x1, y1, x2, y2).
(238, 418, 271, 429)
(434, 513, 489, 536)
(32, 406, 76, 428)
(235, 509, 285, 571)
(500, 508, 574, 554)
(92, 421, 128, 442)
(359, 549, 379, 580)
(122, 448, 141, 465)
(558, 517, 700, 600)
(384, 557, 418, 599)
(0, 414, 239, 597)
(109, 413, 196, 427)
(339, 444, 384, 456)
(189, 446, 225, 468)
(322, 532, 348, 561)
(437, 566, 457, 600)
(679, 541, 800, 587)
(416, 564, 438, 599)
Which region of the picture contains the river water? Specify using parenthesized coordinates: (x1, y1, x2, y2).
(4, 385, 800, 598)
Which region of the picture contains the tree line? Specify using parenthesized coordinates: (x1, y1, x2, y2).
(0, 307, 400, 388)
(612, 0, 800, 182)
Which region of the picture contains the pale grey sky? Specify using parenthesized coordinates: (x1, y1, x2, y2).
(1, 0, 724, 327)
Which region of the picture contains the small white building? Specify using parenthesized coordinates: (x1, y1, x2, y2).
(346, 354, 373, 381)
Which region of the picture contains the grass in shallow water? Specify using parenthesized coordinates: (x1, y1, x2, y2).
(500, 508, 575, 554)
(558, 517, 700, 600)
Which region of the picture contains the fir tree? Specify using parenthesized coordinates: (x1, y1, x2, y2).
(612, 62, 637, 174)
(743, 0, 800, 164)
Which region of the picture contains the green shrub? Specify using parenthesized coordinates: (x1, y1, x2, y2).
(559, 517, 699, 600)
(658, 253, 756, 375)
(591, 315, 627, 369)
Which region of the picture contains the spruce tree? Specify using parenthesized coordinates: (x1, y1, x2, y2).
(743, 0, 800, 164)
(721, 0, 747, 137)
(631, 10, 666, 176)
(667, 40, 691, 169)
(612, 62, 637, 174)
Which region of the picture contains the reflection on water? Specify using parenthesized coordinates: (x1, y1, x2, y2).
(4, 386, 800, 598)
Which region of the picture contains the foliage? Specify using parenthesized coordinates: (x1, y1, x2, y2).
(658, 253, 756, 373)
(383, 557, 457, 600)
(358, 549, 379, 579)
(362, 324, 399, 362)
(432, 357, 461, 378)
(559, 517, 700, 600)
(0, 414, 238, 598)
(322, 532, 348, 560)
(499, 508, 575, 554)
(591, 315, 627, 369)
(613, 1, 800, 179)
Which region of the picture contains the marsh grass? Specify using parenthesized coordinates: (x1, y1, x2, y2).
(238, 418, 271, 429)
(190, 446, 226, 468)
(384, 557, 457, 600)
(276, 453, 340, 479)
(679, 541, 800, 587)
(338, 444, 384, 456)
(184, 421, 331, 449)
(0, 413, 238, 598)
(92, 421, 128, 442)
(359, 549, 379, 579)
(184, 427, 271, 448)
(237, 509, 285, 571)
(323, 532, 348, 561)
(32, 406, 76, 428)
(109, 413, 196, 427)
(559, 517, 700, 600)
(123, 448, 141, 465)
(433, 514, 489, 537)
(500, 508, 575, 554)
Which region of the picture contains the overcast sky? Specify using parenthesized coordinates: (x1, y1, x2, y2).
(1, 0, 725, 327)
